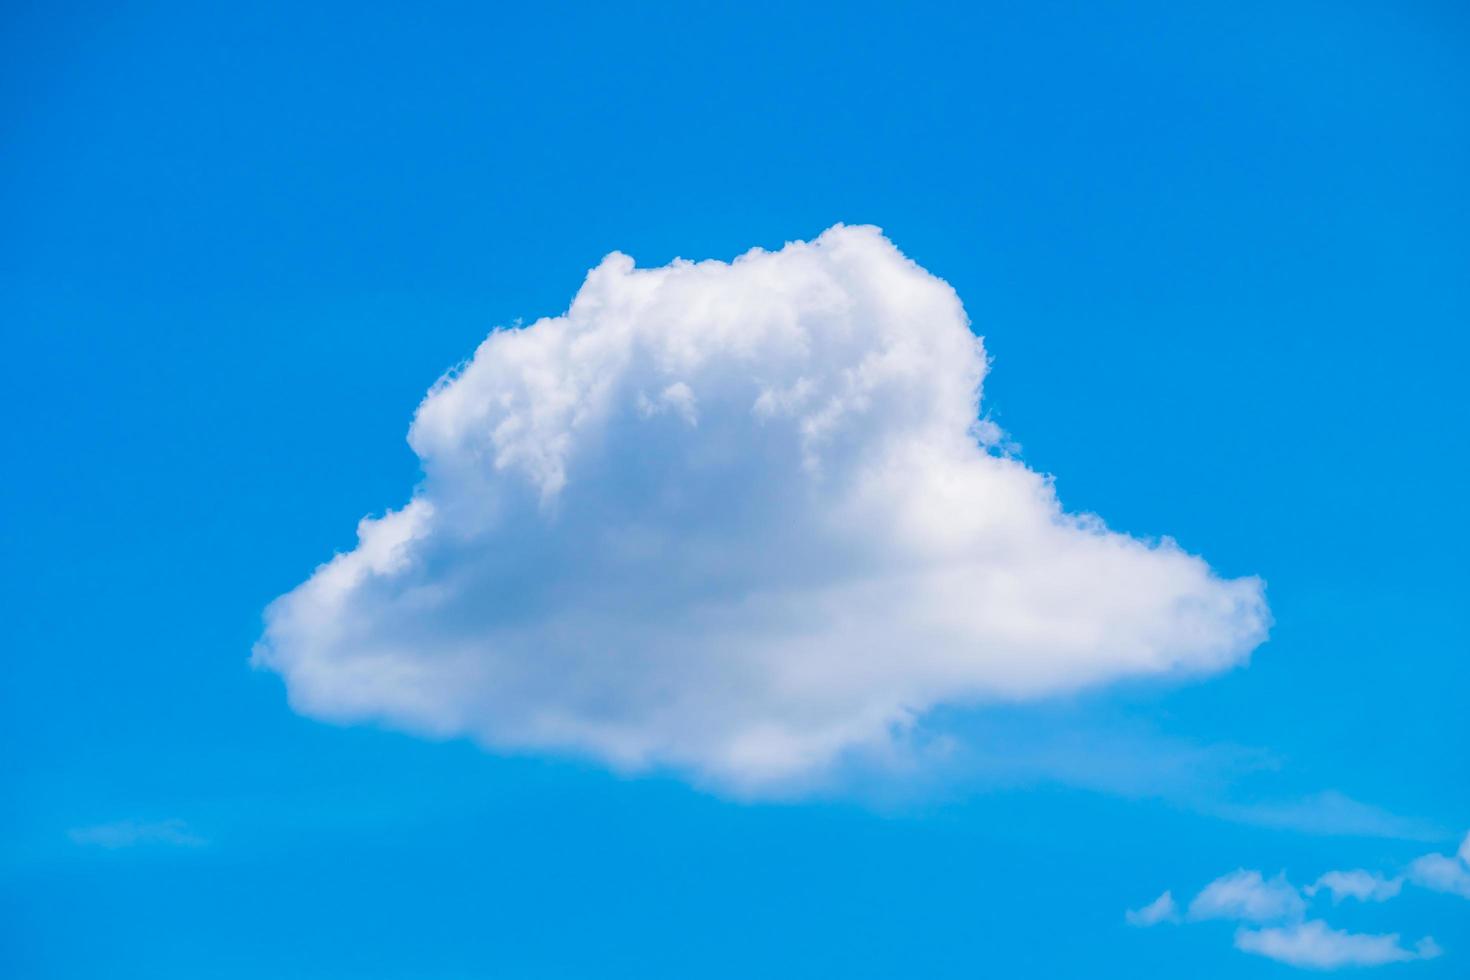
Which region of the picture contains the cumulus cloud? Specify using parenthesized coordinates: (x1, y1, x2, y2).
(1188, 870, 1307, 924)
(1306, 870, 1403, 904)
(1407, 832, 1470, 898)
(68, 819, 204, 849)
(1126, 890, 1179, 926)
(255, 224, 1269, 791)
(1235, 921, 1440, 970)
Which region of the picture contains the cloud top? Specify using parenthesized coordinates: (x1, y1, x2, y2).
(255, 225, 1269, 791)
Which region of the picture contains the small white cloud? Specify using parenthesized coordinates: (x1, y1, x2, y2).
(1189, 870, 1306, 924)
(1407, 832, 1470, 899)
(255, 224, 1269, 793)
(1140, 836, 1469, 968)
(1306, 870, 1403, 904)
(68, 819, 204, 849)
(1235, 920, 1440, 970)
(1126, 890, 1179, 926)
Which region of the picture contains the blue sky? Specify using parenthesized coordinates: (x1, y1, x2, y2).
(3, 1, 1467, 976)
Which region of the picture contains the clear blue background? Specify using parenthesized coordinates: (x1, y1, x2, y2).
(3, 2, 1466, 976)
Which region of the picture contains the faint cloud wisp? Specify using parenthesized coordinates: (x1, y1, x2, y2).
(68, 819, 205, 850)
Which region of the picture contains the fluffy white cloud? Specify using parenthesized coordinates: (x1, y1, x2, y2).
(1407, 832, 1470, 898)
(1235, 921, 1440, 970)
(1188, 870, 1307, 924)
(1126, 890, 1179, 926)
(1306, 870, 1403, 904)
(255, 224, 1269, 791)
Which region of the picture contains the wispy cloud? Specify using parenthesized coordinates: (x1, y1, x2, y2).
(68, 819, 205, 849)
(933, 707, 1433, 846)
(1125, 890, 1179, 927)
(1212, 791, 1444, 842)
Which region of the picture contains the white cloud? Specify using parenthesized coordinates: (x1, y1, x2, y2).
(68, 819, 204, 849)
(1136, 835, 1470, 969)
(1407, 832, 1470, 898)
(1126, 890, 1179, 926)
(1188, 869, 1306, 923)
(1306, 870, 1402, 904)
(255, 224, 1269, 792)
(1235, 921, 1440, 970)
